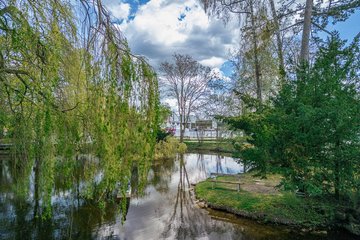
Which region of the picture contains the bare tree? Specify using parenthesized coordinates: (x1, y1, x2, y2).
(201, 0, 284, 102)
(160, 54, 212, 142)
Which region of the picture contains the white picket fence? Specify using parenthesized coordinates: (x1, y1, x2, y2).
(174, 129, 237, 140)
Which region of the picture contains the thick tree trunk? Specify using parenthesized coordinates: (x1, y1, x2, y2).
(300, 0, 313, 62)
(269, 0, 286, 81)
(250, 0, 262, 102)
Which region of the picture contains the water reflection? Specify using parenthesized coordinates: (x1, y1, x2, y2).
(114, 153, 244, 240)
(0, 153, 355, 239)
(160, 154, 240, 240)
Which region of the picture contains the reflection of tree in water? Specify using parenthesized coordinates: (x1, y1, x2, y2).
(0, 155, 12, 192)
(196, 154, 206, 178)
(216, 154, 224, 174)
(196, 154, 225, 177)
(0, 155, 135, 239)
(149, 156, 176, 193)
(162, 154, 239, 239)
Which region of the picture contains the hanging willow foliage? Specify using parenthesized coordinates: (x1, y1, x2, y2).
(0, 0, 159, 218)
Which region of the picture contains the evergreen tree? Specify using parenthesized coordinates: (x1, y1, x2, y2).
(225, 35, 360, 199)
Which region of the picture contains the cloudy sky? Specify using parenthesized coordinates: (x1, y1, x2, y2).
(101, 0, 359, 110)
(103, 0, 239, 76)
(102, 0, 360, 77)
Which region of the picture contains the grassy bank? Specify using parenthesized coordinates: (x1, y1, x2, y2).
(184, 140, 235, 154)
(195, 173, 340, 229)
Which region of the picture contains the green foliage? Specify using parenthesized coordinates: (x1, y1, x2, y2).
(156, 104, 173, 142)
(177, 142, 188, 153)
(225, 35, 360, 199)
(154, 137, 187, 159)
(158, 104, 172, 125)
(0, 0, 159, 219)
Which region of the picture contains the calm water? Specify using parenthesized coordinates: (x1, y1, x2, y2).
(0, 153, 355, 239)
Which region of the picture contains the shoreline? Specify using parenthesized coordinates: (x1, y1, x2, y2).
(191, 185, 327, 232)
(195, 196, 328, 231)
(184, 140, 236, 154)
(192, 174, 360, 237)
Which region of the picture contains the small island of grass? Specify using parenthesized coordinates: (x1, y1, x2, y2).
(195, 172, 360, 235)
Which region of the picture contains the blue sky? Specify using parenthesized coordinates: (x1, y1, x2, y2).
(104, 0, 360, 78)
(325, 10, 360, 41)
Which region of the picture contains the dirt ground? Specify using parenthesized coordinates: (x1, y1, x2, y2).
(241, 179, 280, 194)
(218, 174, 282, 195)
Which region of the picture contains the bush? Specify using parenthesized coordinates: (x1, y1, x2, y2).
(154, 137, 187, 159)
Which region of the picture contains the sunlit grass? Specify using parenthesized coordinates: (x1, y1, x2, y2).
(195, 173, 338, 227)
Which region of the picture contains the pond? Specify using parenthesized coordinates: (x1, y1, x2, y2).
(0, 153, 355, 239)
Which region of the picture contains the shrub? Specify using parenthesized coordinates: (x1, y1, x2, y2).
(154, 137, 187, 159)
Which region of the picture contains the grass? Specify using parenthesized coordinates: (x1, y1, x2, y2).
(195, 173, 338, 228)
(184, 140, 235, 153)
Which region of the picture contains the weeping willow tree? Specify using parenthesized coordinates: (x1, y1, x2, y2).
(0, 0, 159, 218)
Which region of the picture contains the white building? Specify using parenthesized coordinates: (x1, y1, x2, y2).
(163, 112, 236, 140)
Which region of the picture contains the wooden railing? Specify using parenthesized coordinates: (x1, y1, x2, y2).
(0, 144, 12, 151)
(209, 172, 243, 192)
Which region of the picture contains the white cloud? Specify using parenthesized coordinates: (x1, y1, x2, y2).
(114, 0, 239, 69)
(200, 57, 225, 68)
(104, 1, 130, 20)
(162, 98, 178, 111)
(125, 1, 188, 46)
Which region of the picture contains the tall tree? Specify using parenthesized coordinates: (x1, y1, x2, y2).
(249, 0, 262, 101)
(299, 0, 313, 62)
(160, 54, 212, 142)
(268, 0, 285, 80)
(201, 0, 264, 102)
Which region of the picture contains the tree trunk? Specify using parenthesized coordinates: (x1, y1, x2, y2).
(334, 139, 341, 200)
(33, 158, 40, 218)
(300, 0, 313, 62)
(181, 128, 185, 142)
(250, 0, 262, 102)
(334, 160, 340, 200)
(179, 113, 184, 142)
(196, 128, 200, 143)
(269, 0, 286, 81)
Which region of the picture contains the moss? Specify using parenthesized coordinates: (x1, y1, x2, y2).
(195, 174, 338, 228)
